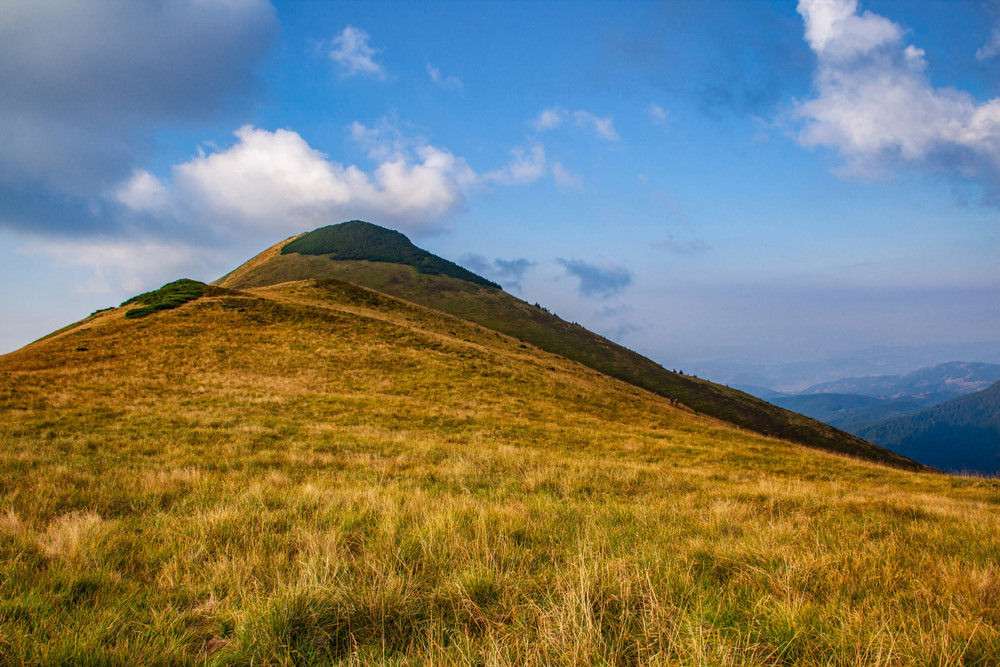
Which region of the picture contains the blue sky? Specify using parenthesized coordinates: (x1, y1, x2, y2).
(1, 0, 999, 381)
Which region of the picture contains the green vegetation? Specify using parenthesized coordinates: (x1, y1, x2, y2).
(281, 220, 500, 289)
(219, 250, 922, 471)
(122, 279, 229, 319)
(860, 381, 1000, 474)
(1, 280, 997, 664)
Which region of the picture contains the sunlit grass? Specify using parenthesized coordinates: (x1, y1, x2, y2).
(1, 281, 998, 665)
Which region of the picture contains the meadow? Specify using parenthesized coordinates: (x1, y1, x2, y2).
(1, 280, 998, 665)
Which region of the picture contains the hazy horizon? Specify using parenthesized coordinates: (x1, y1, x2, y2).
(2, 0, 998, 373)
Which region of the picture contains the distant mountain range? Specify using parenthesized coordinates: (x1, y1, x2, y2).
(767, 393, 939, 434)
(742, 362, 1000, 475)
(858, 381, 1000, 475)
(797, 362, 1000, 399)
(697, 343, 1000, 393)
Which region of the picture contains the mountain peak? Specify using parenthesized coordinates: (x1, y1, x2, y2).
(210, 222, 926, 472)
(279, 220, 500, 289)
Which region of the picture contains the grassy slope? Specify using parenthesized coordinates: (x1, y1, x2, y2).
(2, 279, 997, 665)
(216, 253, 923, 471)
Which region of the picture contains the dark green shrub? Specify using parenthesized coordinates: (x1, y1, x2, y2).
(282, 220, 501, 289)
(122, 279, 211, 319)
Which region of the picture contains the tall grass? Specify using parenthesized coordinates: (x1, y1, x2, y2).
(1, 281, 997, 665)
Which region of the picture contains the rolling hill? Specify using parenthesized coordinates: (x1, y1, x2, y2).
(3, 224, 999, 663)
(859, 381, 1000, 475)
(215, 220, 918, 471)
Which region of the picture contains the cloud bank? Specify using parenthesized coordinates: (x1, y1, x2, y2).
(796, 0, 1000, 198)
(0, 0, 277, 216)
(121, 125, 478, 237)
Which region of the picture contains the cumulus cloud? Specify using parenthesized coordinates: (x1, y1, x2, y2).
(531, 107, 567, 132)
(103, 120, 558, 253)
(558, 259, 633, 298)
(330, 26, 385, 78)
(427, 64, 462, 90)
(115, 170, 169, 214)
(530, 107, 619, 140)
(461, 255, 535, 291)
(486, 143, 547, 185)
(798, 0, 901, 59)
(795, 0, 1000, 197)
(166, 125, 476, 235)
(0, 0, 277, 210)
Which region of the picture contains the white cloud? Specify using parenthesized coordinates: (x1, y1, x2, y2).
(330, 26, 385, 78)
(110, 122, 560, 244)
(349, 119, 411, 160)
(573, 111, 620, 141)
(19, 236, 214, 294)
(170, 125, 474, 235)
(486, 143, 547, 185)
(977, 27, 1000, 61)
(531, 107, 568, 132)
(647, 103, 669, 125)
(427, 64, 462, 90)
(551, 161, 583, 190)
(114, 169, 168, 213)
(798, 0, 901, 59)
(795, 0, 1000, 192)
(530, 107, 619, 140)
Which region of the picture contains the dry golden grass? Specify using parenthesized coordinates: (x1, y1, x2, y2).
(1, 280, 998, 665)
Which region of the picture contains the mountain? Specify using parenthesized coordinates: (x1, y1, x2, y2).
(215, 220, 918, 470)
(769, 393, 938, 434)
(5, 226, 1000, 663)
(731, 384, 786, 400)
(858, 381, 1000, 475)
(280, 219, 501, 288)
(799, 361, 1000, 400)
(692, 342, 1000, 393)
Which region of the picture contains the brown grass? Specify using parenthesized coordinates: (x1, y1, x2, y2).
(0, 280, 998, 665)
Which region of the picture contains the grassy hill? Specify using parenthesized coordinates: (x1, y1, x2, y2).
(1, 278, 998, 664)
(280, 221, 500, 288)
(216, 221, 921, 472)
(859, 381, 1000, 475)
